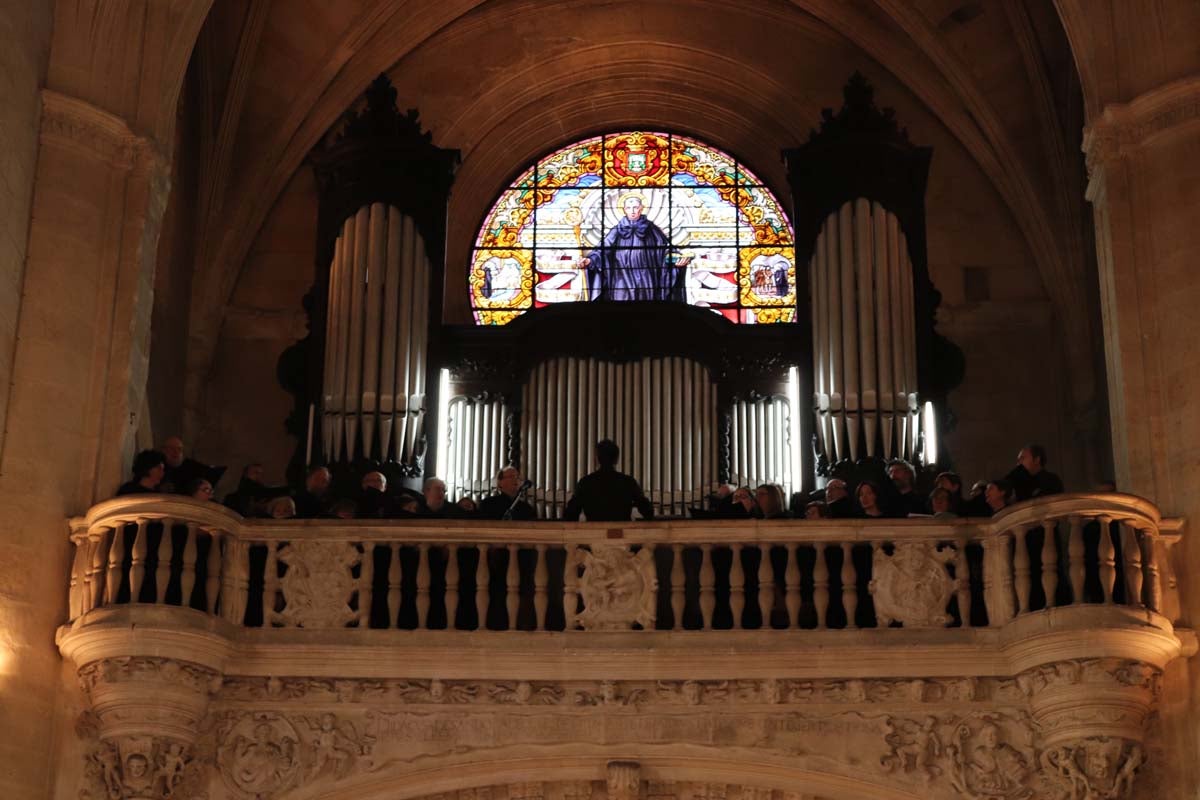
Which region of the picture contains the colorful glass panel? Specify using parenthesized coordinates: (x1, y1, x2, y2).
(470, 132, 795, 325)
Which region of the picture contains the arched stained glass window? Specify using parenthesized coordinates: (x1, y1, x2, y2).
(469, 131, 795, 325)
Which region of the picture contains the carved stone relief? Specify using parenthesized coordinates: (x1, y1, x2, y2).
(216, 712, 302, 798)
(276, 541, 362, 628)
(869, 542, 957, 628)
(1043, 738, 1143, 800)
(79, 736, 199, 800)
(574, 546, 658, 631)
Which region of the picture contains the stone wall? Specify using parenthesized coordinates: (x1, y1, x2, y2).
(194, 167, 316, 486)
(147, 70, 203, 446)
(0, 0, 54, 461)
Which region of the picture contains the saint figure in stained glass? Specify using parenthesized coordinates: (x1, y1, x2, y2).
(580, 195, 692, 301)
(470, 131, 795, 326)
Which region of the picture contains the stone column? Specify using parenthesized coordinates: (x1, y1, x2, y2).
(1066, 5, 1200, 791)
(0, 3, 211, 796)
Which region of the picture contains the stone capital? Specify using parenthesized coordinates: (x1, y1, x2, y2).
(39, 89, 167, 175)
(1083, 74, 1200, 191)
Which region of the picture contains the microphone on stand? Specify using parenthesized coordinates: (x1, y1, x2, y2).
(503, 480, 534, 521)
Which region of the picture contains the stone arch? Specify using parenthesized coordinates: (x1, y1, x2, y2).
(279, 750, 921, 800)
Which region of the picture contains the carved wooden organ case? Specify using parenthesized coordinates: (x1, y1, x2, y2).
(280, 74, 961, 506)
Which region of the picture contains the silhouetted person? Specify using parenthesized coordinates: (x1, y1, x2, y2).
(224, 463, 275, 517)
(856, 480, 888, 519)
(160, 435, 223, 494)
(1004, 444, 1064, 501)
(717, 486, 760, 519)
(357, 471, 390, 518)
(477, 466, 536, 521)
(823, 478, 855, 518)
(755, 483, 790, 519)
(935, 471, 964, 513)
(116, 450, 166, 496)
(985, 479, 1015, 515)
(564, 440, 653, 522)
(293, 466, 332, 518)
(888, 459, 926, 516)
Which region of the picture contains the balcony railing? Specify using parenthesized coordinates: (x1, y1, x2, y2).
(66, 494, 1183, 634)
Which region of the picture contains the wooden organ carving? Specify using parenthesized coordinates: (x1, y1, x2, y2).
(785, 72, 961, 474)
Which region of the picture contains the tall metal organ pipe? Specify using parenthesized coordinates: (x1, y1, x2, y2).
(811, 199, 919, 465)
(514, 356, 719, 519)
(322, 203, 431, 465)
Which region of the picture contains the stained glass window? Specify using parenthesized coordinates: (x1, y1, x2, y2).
(470, 132, 796, 325)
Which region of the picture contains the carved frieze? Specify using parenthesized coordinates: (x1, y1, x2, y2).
(214, 676, 1033, 709)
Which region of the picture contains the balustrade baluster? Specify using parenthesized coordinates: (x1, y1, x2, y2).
(505, 544, 520, 630)
(812, 543, 829, 629)
(358, 544, 374, 627)
(955, 542, 972, 626)
(1158, 538, 1181, 621)
(1040, 520, 1059, 609)
(220, 540, 250, 625)
(1012, 525, 1031, 614)
(1142, 531, 1162, 613)
(1098, 516, 1117, 603)
(841, 542, 857, 629)
(563, 546, 579, 631)
(179, 523, 198, 607)
(670, 544, 686, 630)
(784, 544, 801, 627)
(534, 544, 548, 630)
(1121, 523, 1144, 608)
(205, 533, 222, 615)
(699, 543, 715, 630)
(1067, 515, 1085, 604)
(729, 544, 745, 629)
(263, 544, 278, 626)
(445, 544, 460, 630)
(417, 543, 432, 628)
(69, 537, 86, 618)
(983, 535, 1016, 625)
(155, 518, 174, 604)
(106, 525, 127, 605)
(387, 545, 403, 628)
(757, 544, 775, 630)
(130, 521, 150, 602)
(85, 533, 106, 613)
(476, 544, 491, 630)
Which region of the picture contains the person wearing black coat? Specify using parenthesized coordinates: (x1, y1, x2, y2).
(563, 440, 653, 522)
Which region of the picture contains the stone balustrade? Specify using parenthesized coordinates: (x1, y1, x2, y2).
(57, 493, 1193, 800)
(66, 493, 1183, 634)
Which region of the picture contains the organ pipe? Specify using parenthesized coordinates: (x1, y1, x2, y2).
(811, 200, 920, 465)
(516, 356, 719, 519)
(445, 395, 508, 501)
(321, 203, 432, 466)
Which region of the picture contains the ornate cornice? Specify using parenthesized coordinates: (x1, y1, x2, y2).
(40, 89, 166, 175)
(1082, 75, 1200, 179)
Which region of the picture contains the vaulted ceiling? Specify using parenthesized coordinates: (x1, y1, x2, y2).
(181, 0, 1092, 409)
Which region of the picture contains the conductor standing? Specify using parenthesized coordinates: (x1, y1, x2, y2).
(564, 439, 654, 521)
